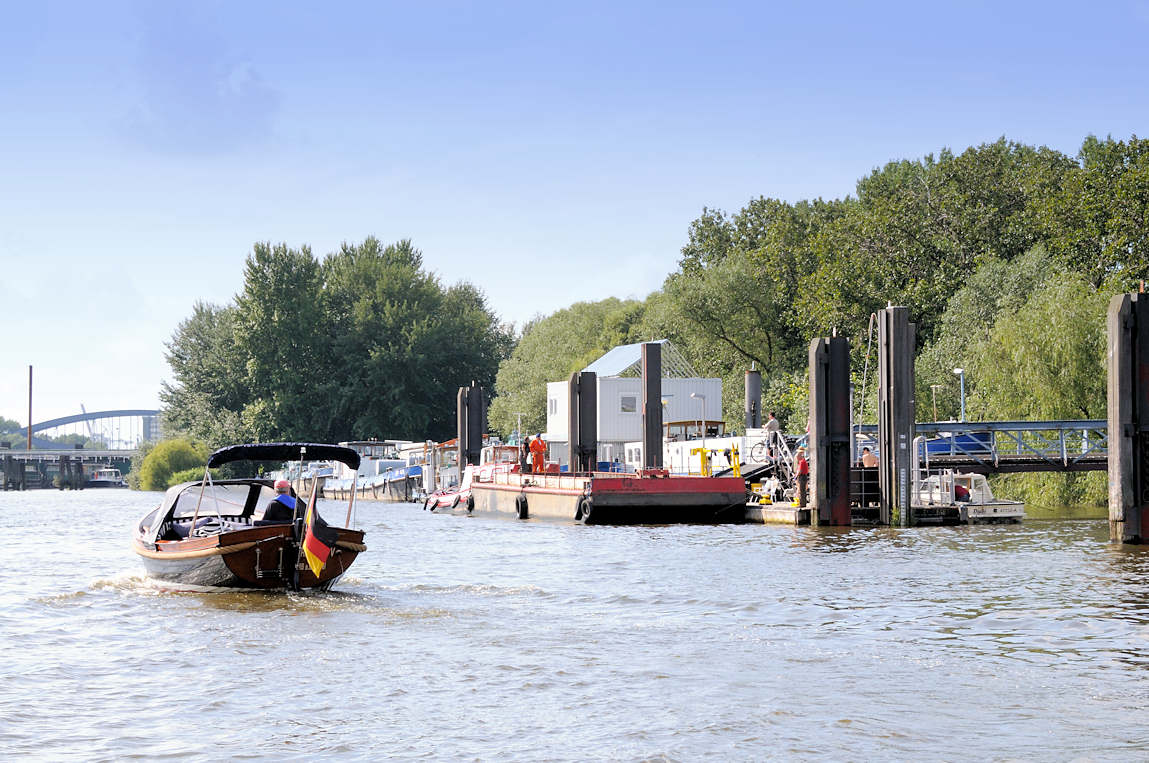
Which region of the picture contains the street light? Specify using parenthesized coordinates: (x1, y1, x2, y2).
(952, 368, 966, 422)
(929, 384, 944, 422)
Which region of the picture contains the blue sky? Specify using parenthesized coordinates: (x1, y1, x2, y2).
(2, 0, 1147, 425)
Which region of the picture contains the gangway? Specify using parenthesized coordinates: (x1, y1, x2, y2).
(852, 420, 1107, 475)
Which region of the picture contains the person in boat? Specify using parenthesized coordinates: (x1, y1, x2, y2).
(795, 446, 809, 508)
(861, 447, 878, 468)
(529, 434, 547, 474)
(521, 436, 531, 473)
(263, 478, 300, 523)
(955, 482, 971, 502)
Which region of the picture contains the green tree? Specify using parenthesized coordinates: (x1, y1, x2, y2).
(488, 298, 646, 437)
(323, 238, 512, 440)
(233, 242, 334, 441)
(160, 302, 251, 447)
(913, 247, 1062, 421)
(161, 237, 512, 446)
(1037, 134, 1149, 287)
(136, 438, 210, 491)
(971, 273, 1108, 422)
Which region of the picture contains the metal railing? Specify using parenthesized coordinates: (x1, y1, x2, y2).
(854, 420, 1108, 472)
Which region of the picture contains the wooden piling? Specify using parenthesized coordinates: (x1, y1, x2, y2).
(878, 307, 916, 526)
(1107, 293, 1149, 543)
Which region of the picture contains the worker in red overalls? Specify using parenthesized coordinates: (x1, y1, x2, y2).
(529, 433, 547, 474)
(796, 446, 809, 508)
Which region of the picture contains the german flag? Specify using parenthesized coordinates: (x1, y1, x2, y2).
(302, 501, 339, 578)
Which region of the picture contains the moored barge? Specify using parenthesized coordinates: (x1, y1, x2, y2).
(469, 468, 746, 524)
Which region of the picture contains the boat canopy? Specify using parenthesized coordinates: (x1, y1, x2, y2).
(207, 442, 361, 470)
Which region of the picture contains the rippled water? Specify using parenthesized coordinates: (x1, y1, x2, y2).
(2, 489, 1148, 760)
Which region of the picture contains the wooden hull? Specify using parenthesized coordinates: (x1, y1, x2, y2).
(133, 524, 366, 590)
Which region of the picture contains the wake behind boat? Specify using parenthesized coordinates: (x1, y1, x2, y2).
(131, 442, 367, 590)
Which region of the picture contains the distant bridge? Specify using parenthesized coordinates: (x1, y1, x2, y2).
(3, 409, 161, 450)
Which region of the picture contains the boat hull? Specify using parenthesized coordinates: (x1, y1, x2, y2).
(469, 472, 747, 524)
(133, 524, 366, 590)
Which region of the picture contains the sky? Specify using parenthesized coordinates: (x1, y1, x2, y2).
(2, 0, 1148, 426)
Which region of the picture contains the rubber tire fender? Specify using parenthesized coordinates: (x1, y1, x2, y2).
(515, 494, 528, 519)
(450, 493, 461, 509)
(577, 497, 592, 524)
(465, 494, 475, 513)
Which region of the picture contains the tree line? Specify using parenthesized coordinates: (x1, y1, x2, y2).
(161, 135, 1147, 504)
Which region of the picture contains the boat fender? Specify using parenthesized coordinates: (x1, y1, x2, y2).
(465, 495, 475, 513)
(423, 496, 434, 511)
(515, 494, 528, 519)
(450, 493, 461, 509)
(577, 497, 592, 523)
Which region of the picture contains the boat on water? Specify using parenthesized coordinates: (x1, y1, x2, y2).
(424, 442, 523, 511)
(85, 465, 127, 488)
(471, 467, 747, 524)
(915, 470, 1026, 524)
(131, 442, 367, 590)
(426, 439, 745, 524)
(323, 439, 418, 501)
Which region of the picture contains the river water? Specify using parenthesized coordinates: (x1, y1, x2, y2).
(2, 489, 1147, 761)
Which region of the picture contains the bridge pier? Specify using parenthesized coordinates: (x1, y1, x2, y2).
(1107, 293, 1149, 543)
(2, 454, 22, 490)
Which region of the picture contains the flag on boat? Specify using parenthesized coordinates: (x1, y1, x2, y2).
(302, 501, 338, 578)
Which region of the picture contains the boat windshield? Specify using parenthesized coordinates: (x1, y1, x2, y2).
(170, 483, 263, 518)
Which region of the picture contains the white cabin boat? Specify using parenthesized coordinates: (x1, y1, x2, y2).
(915, 470, 1025, 524)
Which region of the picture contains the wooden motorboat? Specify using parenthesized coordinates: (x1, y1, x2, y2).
(132, 442, 367, 590)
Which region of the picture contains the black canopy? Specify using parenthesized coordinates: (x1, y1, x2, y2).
(207, 442, 361, 469)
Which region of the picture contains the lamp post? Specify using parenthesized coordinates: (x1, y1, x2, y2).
(929, 384, 944, 422)
(952, 368, 966, 422)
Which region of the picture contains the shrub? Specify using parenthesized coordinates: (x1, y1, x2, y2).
(136, 439, 210, 491)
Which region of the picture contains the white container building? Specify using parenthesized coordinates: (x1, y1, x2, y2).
(544, 340, 724, 469)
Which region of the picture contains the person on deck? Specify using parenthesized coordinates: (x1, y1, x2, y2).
(521, 436, 532, 473)
(861, 447, 878, 468)
(954, 483, 971, 502)
(765, 411, 781, 457)
(529, 434, 547, 474)
(262, 479, 300, 523)
(795, 447, 809, 508)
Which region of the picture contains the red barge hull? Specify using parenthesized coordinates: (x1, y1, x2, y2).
(469, 471, 746, 525)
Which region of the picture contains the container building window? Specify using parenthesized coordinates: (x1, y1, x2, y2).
(620, 395, 637, 413)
